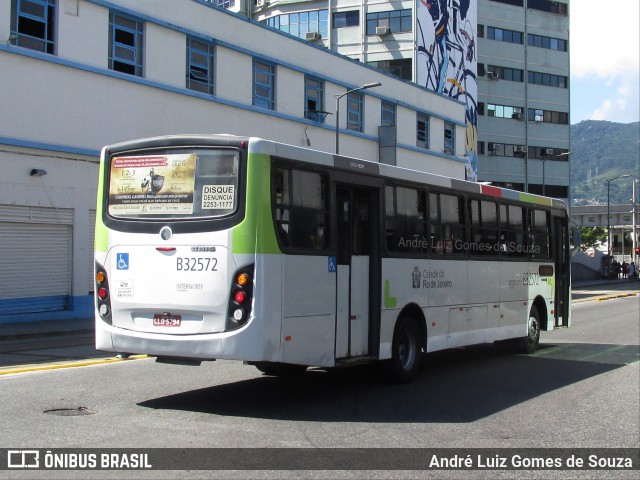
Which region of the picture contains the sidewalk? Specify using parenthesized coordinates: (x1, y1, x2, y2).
(0, 317, 112, 374)
(0, 318, 93, 341)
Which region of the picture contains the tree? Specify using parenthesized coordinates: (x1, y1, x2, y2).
(579, 226, 607, 251)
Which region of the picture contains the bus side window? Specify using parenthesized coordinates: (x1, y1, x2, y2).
(432, 193, 465, 255)
(275, 208, 290, 247)
(469, 199, 498, 256)
(529, 209, 550, 259)
(272, 166, 328, 252)
(385, 185, 427, 255)
(500, 204, 527, 257)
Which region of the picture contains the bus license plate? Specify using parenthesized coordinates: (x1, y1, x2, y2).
(153, 314, 182, 327)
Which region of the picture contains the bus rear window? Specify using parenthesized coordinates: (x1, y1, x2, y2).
(107, 148, 240, 220)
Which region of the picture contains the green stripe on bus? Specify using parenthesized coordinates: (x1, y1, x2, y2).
(519, 192, 553, 206)
(232, 153, 281, 255)
(94, 157, 109, 253)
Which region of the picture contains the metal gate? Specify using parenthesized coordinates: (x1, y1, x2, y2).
(0, 205, 73, 314)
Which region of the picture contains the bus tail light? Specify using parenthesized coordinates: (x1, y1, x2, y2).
(95, 262, 112, 325)
(227, 265, 254, 331)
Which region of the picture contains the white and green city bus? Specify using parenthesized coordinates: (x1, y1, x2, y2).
(94, 134, 571, 382)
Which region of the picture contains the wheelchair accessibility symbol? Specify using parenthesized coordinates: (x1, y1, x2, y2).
(117, 253, 129, 270)
(328, 256, 336, 273)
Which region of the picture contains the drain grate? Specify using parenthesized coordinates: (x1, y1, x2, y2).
(43, 407, 97, 416)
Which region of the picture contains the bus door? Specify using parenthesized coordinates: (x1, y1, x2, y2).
(335, 186, 380, 359)
(553, 215, 571, 327)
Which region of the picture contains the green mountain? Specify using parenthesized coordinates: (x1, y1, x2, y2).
(570, 120, 639, 205)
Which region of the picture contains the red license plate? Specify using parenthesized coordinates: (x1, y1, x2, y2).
(153, 314, 182, 327)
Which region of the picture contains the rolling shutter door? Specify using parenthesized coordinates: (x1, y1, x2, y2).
(0, 206, 73, 314)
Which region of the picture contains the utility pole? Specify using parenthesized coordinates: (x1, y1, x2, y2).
(633, 178, 638, 263)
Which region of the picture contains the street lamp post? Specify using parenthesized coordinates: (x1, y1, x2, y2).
(606, 174, 632, 263)
(335, 82, 381, 154)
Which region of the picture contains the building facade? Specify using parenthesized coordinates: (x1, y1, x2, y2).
(477, 0, 570, 198)
(244, 0, 571, 196)
(1, 0, 467, 323)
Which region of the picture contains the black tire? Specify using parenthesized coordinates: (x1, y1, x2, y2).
(254, 362, 307, 377)
(519, 305, 541, 354)
(385, 316, 423, 383)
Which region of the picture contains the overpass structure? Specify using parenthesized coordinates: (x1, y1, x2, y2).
(571, 204, 639, 262)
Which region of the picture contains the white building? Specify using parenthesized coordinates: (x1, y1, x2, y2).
(0, 0, 467, 323)
(245, 0, 571, 196)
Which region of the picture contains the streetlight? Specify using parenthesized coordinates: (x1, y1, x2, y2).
(335, 82, 381, 154)
(542, 151, 571, 197)
(606, 174, 632, 262)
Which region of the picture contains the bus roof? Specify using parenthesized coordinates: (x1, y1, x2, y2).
(248, 137, 568, 212)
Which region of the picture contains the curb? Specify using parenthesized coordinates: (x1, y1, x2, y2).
(595, 292, 640, 302)
(0, 355, 148, 376)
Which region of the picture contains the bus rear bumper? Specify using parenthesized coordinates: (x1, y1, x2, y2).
(95, 319, 266, 362)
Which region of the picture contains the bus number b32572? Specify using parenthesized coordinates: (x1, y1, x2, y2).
(176, 257, 218, 271)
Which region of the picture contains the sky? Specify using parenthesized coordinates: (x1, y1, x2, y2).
(570, 0, 640, 124)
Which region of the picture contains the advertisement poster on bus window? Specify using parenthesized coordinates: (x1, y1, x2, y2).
(108, 154, 196, 216)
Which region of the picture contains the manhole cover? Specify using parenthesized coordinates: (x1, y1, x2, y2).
(43, 407, 97, 416)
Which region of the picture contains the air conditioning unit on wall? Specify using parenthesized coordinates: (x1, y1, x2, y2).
(305, 32, 321, 41)
(376, 26, 390, 36)
(487, 72, 498, 80)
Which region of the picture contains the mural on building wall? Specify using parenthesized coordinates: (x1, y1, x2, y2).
(417, 0, 478, 181)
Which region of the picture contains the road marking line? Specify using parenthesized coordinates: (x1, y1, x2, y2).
(0, 355, 148, 376)
(596, 292, 639, 302)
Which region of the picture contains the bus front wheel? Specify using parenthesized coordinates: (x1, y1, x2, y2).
(385, 316, 423, 383)
(519, 305, 541, 354)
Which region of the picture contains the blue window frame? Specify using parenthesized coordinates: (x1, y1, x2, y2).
(527, 33, 567, 51)
(187, 37, 215, 95)
(333, 10, 359, 28)
(265, 10, 329, 41)
(368, 59, 412, 81)
(213, 0, 235, 8)
(109, 12, 144, 77)
(346, 91, 364, 132)
(381, 101, 396, 127)
(487, 65, 524, 82)
(444, 122, 455, 154)
(416, 112, 429, 149)
(305, 76, 325, 123)
(10, 0, 57, 54)
(366, 9, 412, 35)
(527, 70, 567, 88)
(487, 26, 523, 44)
(253, 60, 276, 110)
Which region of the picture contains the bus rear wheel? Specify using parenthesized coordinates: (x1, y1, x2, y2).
(519, 305, 541, 354)
(385, 316, 423, 383)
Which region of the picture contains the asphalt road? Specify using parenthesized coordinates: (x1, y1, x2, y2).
(0, 285, 638, 479)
